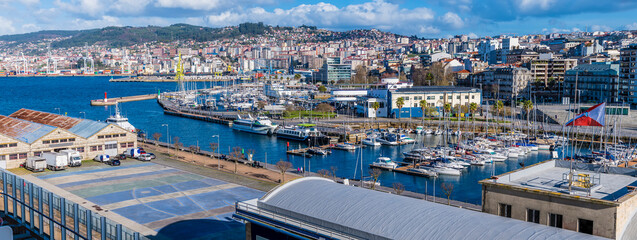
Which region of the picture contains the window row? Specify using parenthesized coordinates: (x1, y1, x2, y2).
(498, 203, 593, 235)
(0, 143, 18, 148)
(97, 133, 127, 139)
(43, 138, 76, 144)
(0, 153, 28, 160)
(120, 142, 135, 148)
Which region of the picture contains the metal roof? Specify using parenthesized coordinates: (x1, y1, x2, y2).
(392, 86, 478, 93)
(10, 109, 109, 138)
(0, 115, 56, 144)
(257, 177, 604, 240)
(68, 120, 109, 138)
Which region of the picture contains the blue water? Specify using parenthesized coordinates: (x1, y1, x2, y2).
(0, 76, 559, 205)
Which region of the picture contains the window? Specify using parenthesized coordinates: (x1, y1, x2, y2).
(448, 96, 452, 99)
(527, 209, 540, 223)
(127, 142, 134, 147)
(456, 96, 460, 99)
(499, 203, 512, 218)
(121, 143, 127, 148)
(9, 143, 17, 147)
(0, 155, 4, 161)
(42, 140, 50, 144)
(404, 97, 410, 100)
(578, 219, 593, 234)
(9, 154, 18, 160)
(472, 95, 475, 99)
(73, 147, 84, 153)
(105, 143, 117, 150)
(51, 139, 59, 144)
(34, 152, 41, 157)
(60, 138, 68, 143)
(549, 213, 563, 228)
(98, 135, 104, 139)
(120, 133, 127, 137)
(465, 95, 469, 99)
(18, 153, 27, 159)
(105, 135, 112, 138)
(91, 145, 103, 152)
(69, 138, 75, 142)
(439, 96, 443, 100)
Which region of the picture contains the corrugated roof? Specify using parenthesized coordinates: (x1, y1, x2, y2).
(10, 109, 81, 129)
(393, 86, 478, 93)
(258, 177, 604, 240)
(0, 115, 56, 144)
(68, 120, 109, 138)
(10, 109, 108, 138)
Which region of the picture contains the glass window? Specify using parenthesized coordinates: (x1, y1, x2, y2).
(69, 138, 75, 142)
(527, 209, 540, 224)
(9, 154, 17, 160)
(43, 140, 50, 144)
(120, 143, 127, 148)
(549, 213, 563, 228)
(9, 143, 16, 147)
(578, 219, 593, 234)
(51, 139, 59, 144)
(60, 139, 68, 143)
(127, 142, 135, 147)
(499, 203, 512, 218)
(18, 153, 27, 159)
(0, 155, 5, 160)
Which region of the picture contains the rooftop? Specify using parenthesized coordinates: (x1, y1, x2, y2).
(0, 115, 56, 144)
(10, 109, 109, 138)
(392, 86, 479, 93)
(483, 160, 637, 202)
(242, 177, 604, 240)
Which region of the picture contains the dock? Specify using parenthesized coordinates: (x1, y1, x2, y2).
(286, 145, 331, 156)
(90, 94, 157, 106)
(157, 98, 236, 126)
(164, 109, 234, 126)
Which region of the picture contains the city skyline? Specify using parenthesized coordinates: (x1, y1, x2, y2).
(2, 0, 637, 38)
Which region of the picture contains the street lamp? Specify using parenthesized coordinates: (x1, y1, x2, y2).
(212, 135, 220, 170)
(161, 124, 169, 147)
(79, 111, 86, 119)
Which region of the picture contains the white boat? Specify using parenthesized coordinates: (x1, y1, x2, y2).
(376, 133, 399, 146)
(415, 126, 424, 134)
(538, 144, 551, 151)
(232, 115, 277, 135)
(422, 166, 461, 176)
(433, 129, 443, 135)
(408, 167, 438, 177)
(362, 137, 381, 146)
(424, 129, 433, 135)
(106, 104, 136, 132)
(275, 124, 329, 145)
(334, 143, 357, 151)
(371, 157, 398, 169)
(398, 134, 416, 144)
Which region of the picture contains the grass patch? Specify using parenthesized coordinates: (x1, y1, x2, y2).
(283, 110, 336, 119)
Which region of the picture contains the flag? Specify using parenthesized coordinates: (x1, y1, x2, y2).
(565, 102, 605, 127)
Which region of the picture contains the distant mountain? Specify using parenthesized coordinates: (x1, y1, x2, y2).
(0, 22, 403, 48)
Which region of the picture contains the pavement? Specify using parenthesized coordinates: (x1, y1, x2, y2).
(31, 159, 264, 240)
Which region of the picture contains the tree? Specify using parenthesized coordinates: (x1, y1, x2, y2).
(494, 100, 504, 133)
(395, 97, 405, 122)
(368, 168, 382, 190)
(209, 142, 218, 159)
(317, 169, 331, 178)
(523, 100, 534, 134)
(422, 62, 455, 86)
(352, 65, 368, 84)
(314, 103, 335, 112)
(441, 182, 454, 205)
(469, 102, 478, 132)
(189, 145, 199, 160)
(318, 85, 327, 93)
(230, 146, 243, 173)
(371, 101, 380, 128)
(294, 73, 301, 80)
(172, 136, 183, 156)
(276, 160, 292, 183)
(419, 99, 427, 126)
(152, 132, 162, 145)
(256, 101, 266, 112)
(443, 103, 452, 118)
(392, 182, 405, 195)
(330, 166, 338, 181)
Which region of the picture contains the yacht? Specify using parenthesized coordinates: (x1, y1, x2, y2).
(423, 129, 433, 135)
(106, 104, 136, 132)
(232, 115, 277, 135)
(275, 124, 330, 145)
(333, 142, 357, 151)
(398, 134, 416, 144)
(415, 126, 424, 134)
(376, 132, 399, 146)
(362, 136, 381, 146)
(371, 157, 398, 169)
(408, 167, 439, 177)
(433, 129, 443, 135)
(422, 165, 461, 176)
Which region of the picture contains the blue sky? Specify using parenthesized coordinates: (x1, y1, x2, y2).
(1, 0, 637, 38)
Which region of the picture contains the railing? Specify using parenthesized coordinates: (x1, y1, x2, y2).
(235, 201, 357, 240)
(0, 170, 148, 240)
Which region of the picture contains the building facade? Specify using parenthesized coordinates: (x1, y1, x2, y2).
(471, 67, 531, 100)
(529, 58, 578, 100)
(564, 62, 620, 103)
(317, 57, 352, 83)
(387, 86, 482, 118)
(620, 44, 637, 107)
(480, 160, 637, 239)
(0, 109, 136, 169)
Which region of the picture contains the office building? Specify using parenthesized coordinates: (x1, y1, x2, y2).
(564, 62, 620, 103)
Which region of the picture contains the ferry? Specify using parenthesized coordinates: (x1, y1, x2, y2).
(232, 115, 277, 135)
(106, 104, 136, 132)
(275, 124, 330, 145)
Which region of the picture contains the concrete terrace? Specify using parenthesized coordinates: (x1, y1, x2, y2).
(31, 160, 264, 240)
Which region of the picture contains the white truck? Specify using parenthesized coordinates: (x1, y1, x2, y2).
(59, 149, 82, 167)
(42, 152, 68, 171)
(25, 156, 46, 172)
(125, 148, 142, 159)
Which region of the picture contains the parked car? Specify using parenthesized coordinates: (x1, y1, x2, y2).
(118, 154, 127, 160)
(105, 159, 121, 166)
(147, 153, 156, 159)
(138, 154, 152, 161)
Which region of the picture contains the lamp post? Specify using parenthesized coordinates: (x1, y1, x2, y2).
(212, 135, 219, 170)
(79, 111, 86, 119)
(161, 124, 169, 148)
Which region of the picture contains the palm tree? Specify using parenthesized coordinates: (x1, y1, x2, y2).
(469, 102, 478, 133)
(523, 100, 534, 135)
(419, 99, 427, 127)
(494, 100, 504, 133)
(371, 102, 380, 129)
(396, 97, 405, 125)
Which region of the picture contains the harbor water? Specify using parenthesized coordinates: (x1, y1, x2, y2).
(1, 76, 564, 205)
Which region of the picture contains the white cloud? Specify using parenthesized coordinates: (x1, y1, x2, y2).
(112, 0, 152, 14)
(591, 24, 611, 32)
(154, 0, 223, 11)
(625, 22, 637, 30)
(439, 12, 464, 29)
(467, 32, 478, 38)
(0, 16, 16, 34)
(70, 15, 120, 29)
(55, 0, 105, 18)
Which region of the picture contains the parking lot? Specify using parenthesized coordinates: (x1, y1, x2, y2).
(33, 159, 264, 239)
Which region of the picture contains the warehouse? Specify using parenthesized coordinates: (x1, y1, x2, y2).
(0, 109, 136, 169)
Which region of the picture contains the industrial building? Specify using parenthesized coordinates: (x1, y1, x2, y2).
(480, 160, 637, 239)
(234, 177, 604, 240)
(0, 109, 136, 169)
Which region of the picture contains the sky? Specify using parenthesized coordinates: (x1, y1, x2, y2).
(2, 0, 637, 38)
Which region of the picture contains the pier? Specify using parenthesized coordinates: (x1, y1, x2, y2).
(157, 98, 236, 126)
(164, 109, 234, 126)
(90, 94, 157, 106)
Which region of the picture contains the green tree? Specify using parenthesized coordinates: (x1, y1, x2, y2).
(443, 103, 452, 118)
(395, 97, 405, 122)
(318, 85, 327, 93)
(419, 99, 428, 126)
(371, 102, 380, 128)
(494, 100, 504, 133)
(523, 100, 534, 134)
(294, 74, 301, 80)
(469, 102, 478, 132)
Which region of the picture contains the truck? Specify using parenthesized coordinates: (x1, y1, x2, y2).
(42, 152, 68, 171)
(125, 148, 142, 159)
(59, 149, 82, 167)
(25, 156, 46, 172)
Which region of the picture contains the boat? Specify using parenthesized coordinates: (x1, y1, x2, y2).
(232, 115, 277, 135)
(424, 129, 433, 135)
(275, 124, 330, 145)
(376, 132, 399, 146)
(106, 103, 136, 132)
(408, 167, 438, 177)
(415, 126, 424, 134)
(433, 129, 443, 135)
(307, 147, 329, 155)
(398, 134, 416, 144)
(333, 143, 357, 151)
(371, 157, 398, 169)
(362, 136, 381, 146)
(422, 166, 461, 176)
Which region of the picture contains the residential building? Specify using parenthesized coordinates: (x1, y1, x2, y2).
(0, 109, 136, 169)
(234, 177, 604, 240)
(480, 160, 637, 239)
(620, 44, 637, 107)
(316, 57, 352, 84)
(471, 67, 531, 100)
(564, 62, 620, 103)
(529, 58, 578, 100)
(502, 37, 519, 50)
(387, 86, 481, 118)
(506, 49, 539, 64)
